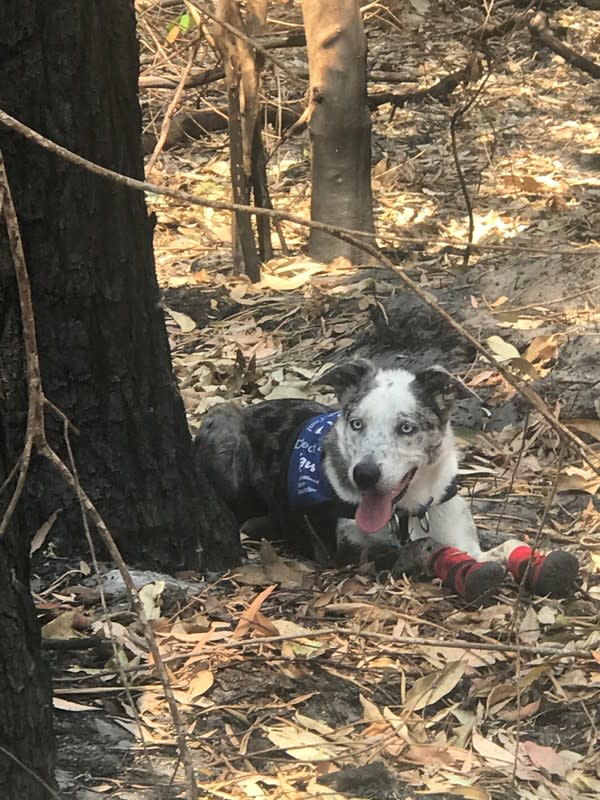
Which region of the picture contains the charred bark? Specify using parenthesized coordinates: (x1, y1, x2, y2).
(302, 0, 374, 263)
(0, 531, 55, 799)
(0, 1, 241, 572)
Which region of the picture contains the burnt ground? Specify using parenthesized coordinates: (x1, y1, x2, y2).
(39, 2, 600, 800)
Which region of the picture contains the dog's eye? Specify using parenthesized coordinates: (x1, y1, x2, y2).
(398, 422, 415, 435)
(349, 418, 363, 432)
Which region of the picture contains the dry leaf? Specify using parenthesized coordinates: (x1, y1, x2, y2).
(42, 610, 80, 640)
(507, 357, 540, 380)
(261, 272, 313, 292)
(186, 670, 214, 704)
(498, 698, 541, 722)
(53, 698, 100, 712)
(409, 0, 430, 13)
(472, 732, 538, 781)
(524, 334, 559, 364)
(266, 724, 339, 761)
(166, 307, 196, 333)
(31, 509, 62, 555)
(563, 418, 600, 442)
(485, 335, 520, 362)
(233, 584, 277, 638)
(403, 660, 465, 711)
(360, 694, 385, 722)
(518, 606, 540, 643)
(558, 465, 600, 495)
(522, 740, 572, 777)
(139, 581, 165, 620)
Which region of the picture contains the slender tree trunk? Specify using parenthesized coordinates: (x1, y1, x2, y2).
(301, 0, 374, 263)
(0, 1, 241, 573)
(215, 0, 261, 281)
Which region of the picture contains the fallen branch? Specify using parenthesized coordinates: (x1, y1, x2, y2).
(140, 65, 416, 91)
(164, 624, 596, 662)
(528, 10, 600, 79)
(146, 40, 198, 173)
(369, 57, 484, 110)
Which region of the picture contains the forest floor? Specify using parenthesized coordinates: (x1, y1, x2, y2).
(44, 2, 600, 800)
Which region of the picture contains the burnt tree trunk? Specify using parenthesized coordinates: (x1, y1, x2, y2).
(0, 1, 242, 791)
(0, 530, 55, 798)
(0, 0, 241, 573)
(301, 0, 374, 263)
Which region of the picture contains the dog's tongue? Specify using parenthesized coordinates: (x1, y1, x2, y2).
(355, 489, 398, 534)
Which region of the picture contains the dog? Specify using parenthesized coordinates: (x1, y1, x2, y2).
(195, 359, 579, 603)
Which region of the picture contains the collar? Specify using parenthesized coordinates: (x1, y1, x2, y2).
(287, 411, 341, 509)
(391, 476, 459, 544)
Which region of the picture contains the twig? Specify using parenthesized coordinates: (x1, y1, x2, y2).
(147, 41, 199, 173)
(195, 625, 596, 661)
(0, 149, 44, 539)
(0, 744, 64, 800)
(449, 52, 492, 269)
(44, 433, 199, 800)
(509, 441, 566, 788)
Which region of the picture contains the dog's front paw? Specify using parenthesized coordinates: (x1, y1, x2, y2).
(430, 546, 506, 606)
(508, 547, 579, 597)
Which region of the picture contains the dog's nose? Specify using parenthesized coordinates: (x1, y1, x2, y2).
(353, 460, 381, 491)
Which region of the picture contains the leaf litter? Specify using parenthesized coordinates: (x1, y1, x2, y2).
(47, 1, 600, 799)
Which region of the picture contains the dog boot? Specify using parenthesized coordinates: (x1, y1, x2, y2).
(429, 546, 506, 605)
(507, 545, 579, 597)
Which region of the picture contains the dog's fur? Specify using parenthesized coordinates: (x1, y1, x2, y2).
(195, 359, 516, 567)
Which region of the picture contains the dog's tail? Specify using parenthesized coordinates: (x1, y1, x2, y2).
(194, 404, 262, 519)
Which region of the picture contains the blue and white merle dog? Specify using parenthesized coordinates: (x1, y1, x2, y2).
(195, 359, 578, 602)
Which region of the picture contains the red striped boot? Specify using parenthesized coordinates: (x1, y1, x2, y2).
(507, 545, 579, 597)
(429, 546, 506, 605)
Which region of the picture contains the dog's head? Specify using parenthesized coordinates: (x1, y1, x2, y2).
(316, 359, 462, 533)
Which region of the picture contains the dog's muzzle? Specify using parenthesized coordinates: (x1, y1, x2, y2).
(354, 466, 417, 535)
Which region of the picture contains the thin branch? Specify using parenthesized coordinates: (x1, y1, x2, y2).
(191, 0, 304, 85)
(195, 625, 596, 661)
(146, 41, 199, 173)
(1, 108, 597, 476)
(0, 149, 44, 538)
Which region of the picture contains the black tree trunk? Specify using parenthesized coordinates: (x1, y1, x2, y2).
(0, 532, 55, 798)
(0, 1, 241, 572)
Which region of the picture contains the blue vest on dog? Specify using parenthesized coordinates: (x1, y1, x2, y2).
(288, 411, 341, 509)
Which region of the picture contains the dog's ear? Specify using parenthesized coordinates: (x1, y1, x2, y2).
(315, 358, 375, 402)
(413, 365, 463, 420)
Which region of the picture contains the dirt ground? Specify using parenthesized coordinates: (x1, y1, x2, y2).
(40, 2, 600, 800)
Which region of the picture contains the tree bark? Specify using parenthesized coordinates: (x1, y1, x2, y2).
(0, 2, 241, 570)
(0, 3, 244, 793)
(301, 0, 374, 263)
(0, 532, 55, 799)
